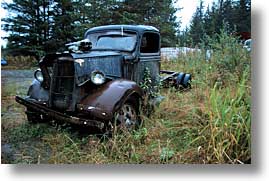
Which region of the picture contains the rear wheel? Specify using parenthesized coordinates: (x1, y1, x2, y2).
(182, 73, 191, 89)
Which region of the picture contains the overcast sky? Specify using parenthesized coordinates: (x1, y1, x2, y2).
(0, 0, 217, 47)
(176, 0, 217, 31)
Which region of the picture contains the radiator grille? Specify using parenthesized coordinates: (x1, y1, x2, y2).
(50, 61, 75, 111)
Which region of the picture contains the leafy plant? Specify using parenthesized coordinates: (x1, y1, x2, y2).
(160, 147, 175, 162)
(140, 67, 162, 98)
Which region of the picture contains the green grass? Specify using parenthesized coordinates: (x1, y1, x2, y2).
(1, 31, 251, 164)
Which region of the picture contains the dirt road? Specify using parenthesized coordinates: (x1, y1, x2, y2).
(1, 69, 34, 88)
(1, 69, 34, 163)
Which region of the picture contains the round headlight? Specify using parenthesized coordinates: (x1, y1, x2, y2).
(91, 70, 105, 85)
(34, 69, 44, 82)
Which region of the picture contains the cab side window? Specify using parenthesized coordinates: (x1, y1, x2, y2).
(140, 32, 159, 53)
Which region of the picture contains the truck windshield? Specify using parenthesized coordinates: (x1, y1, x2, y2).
(86, 31, 137, 51)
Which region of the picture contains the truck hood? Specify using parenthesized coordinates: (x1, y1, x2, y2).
(71, 51, 122, 59)
(39, 51, 125, 86)
(72, 51, 124, 86)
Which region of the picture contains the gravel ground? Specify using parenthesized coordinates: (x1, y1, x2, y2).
(1, 69, 34, 78)
(1, 70, 34, 97)
(1, 69, 34, 87)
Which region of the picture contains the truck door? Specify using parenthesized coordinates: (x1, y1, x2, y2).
(134, 32, 161, 85)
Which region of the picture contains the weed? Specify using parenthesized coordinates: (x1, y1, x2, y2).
(1, 30, 251, 164)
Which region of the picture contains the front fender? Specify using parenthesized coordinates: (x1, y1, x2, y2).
(78, 79, 143, 120)
(27, 79, 49, 101)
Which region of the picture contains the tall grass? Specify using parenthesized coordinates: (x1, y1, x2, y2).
(201, 69, 250, 163)
(2, 30, 251, 164)
(164, 31, 251, 163)
(151, 30, 251, 163)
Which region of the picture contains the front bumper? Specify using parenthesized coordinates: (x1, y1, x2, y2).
(15, 96, 105, 130)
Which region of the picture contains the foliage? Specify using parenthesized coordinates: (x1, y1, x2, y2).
(189, 0, 205, 46)
(2, 0, 180, 55)
(140, 67, 162, 99)
(180, 0, 251, 46)
(205, 29, 250, 76)
(160, 147, 175, 162)
(8, 123, 53, 144)
(1, 0, 52, 54)
(157, 29, 251, 163)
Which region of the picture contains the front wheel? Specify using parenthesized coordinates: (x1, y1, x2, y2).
(25, 108, 51, 124)
(107, 97, 141, 134)
(115, 103, 140, 130)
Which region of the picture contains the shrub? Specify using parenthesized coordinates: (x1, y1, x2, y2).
(4, 55, 38, 68)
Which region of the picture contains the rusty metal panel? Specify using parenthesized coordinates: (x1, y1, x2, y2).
(15, 96, 105, 129)
(134, 61, 159, 85)
(134, 57, 160, 85)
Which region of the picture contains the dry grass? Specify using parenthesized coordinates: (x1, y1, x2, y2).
(1, 56, 38, 69)
(1, 32, 251, 164)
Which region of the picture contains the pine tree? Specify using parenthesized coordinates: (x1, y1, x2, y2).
(2, 0, 51, 54)
(189, 0, 205, 46)
(117, 0, 180, 47)
(48, 0, 77, 52)
(204, 4, 217, 37)
(2, 0, 181, 53)
(184, 0, 251, 46)
(234, 0, 251, 32)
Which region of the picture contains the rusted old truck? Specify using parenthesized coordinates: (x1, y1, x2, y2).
(16, 25, 191, 133)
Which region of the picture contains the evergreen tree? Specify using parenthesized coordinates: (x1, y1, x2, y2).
(178, 27, 192, 47)
(2, 0, 181, 53)
(189, 0, 205, 46)
(234, 0, 251, 32)
(204, 3, 217, 37)
(183, 0, 251, 46)
(110, 0, 180, 47)
(2, 0, 51, 53)
(49, 0, 77, 51)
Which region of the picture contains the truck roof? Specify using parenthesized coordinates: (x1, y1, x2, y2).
(84, 25, 159, 37)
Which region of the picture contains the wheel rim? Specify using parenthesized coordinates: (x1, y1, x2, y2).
(115, 103, 138, 130)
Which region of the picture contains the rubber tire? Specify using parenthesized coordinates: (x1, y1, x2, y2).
(26, 109, 41, 124)
(106, 96, 141, 135)
(25, 109, 51, 124)
(182, 73, 191, 89)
